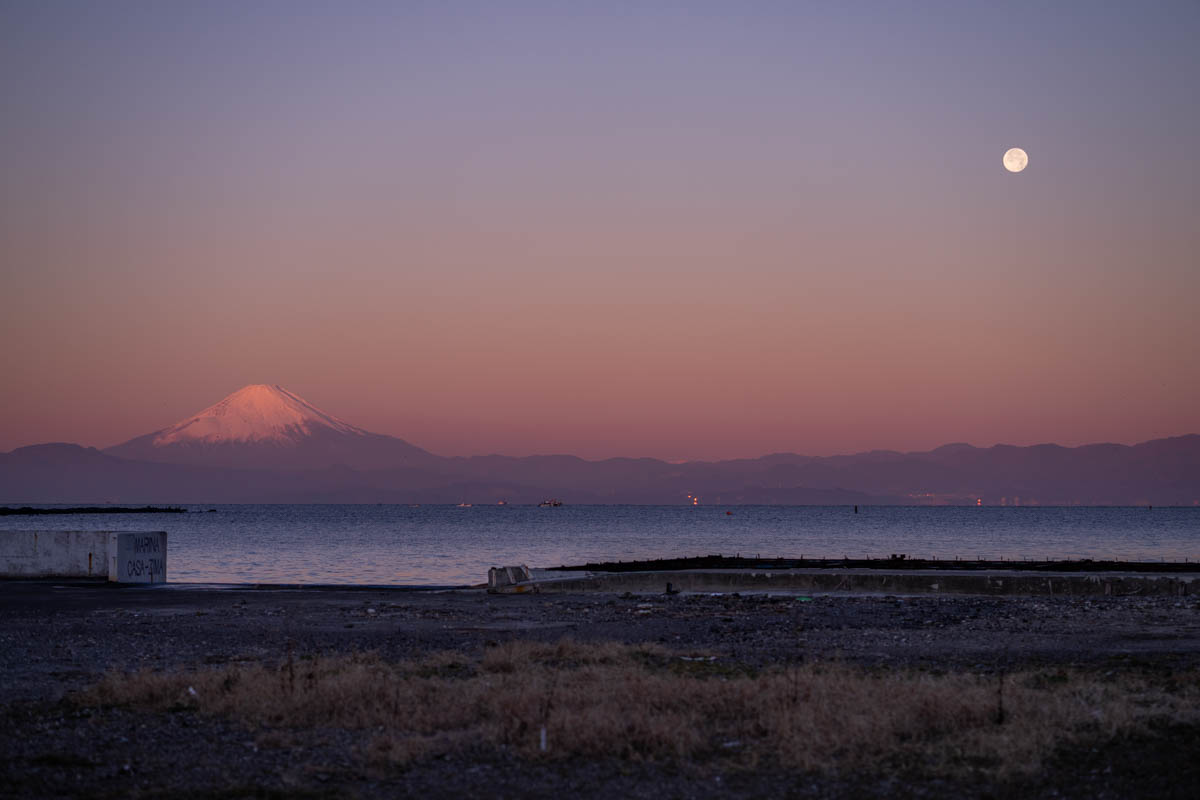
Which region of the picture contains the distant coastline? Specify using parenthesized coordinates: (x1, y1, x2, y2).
(0, 506, 187, 516)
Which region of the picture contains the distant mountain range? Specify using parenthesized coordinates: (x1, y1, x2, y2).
(2, 385, 1198, 505)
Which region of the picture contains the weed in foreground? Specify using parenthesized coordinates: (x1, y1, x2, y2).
(77, 640, 1200, 778)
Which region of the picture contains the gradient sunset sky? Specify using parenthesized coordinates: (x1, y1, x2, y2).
(2, 1, 1197, 461)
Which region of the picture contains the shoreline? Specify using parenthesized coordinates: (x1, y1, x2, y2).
(503, 566, 1200, 597)
(9, 561, 1199, 597)
(551, 554, 1200, 573)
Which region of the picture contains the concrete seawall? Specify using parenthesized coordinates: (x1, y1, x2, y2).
(0, 531, 110, 578)
(491, 567, 1199, 597)
(0, 531, 167, 583)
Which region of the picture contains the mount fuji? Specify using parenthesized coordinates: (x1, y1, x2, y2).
(104, 384, 436, 470)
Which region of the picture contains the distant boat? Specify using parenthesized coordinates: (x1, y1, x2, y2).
(538, 499, 563, 507)
(457, 503, 473, 508)
(497, 500, 508, 505)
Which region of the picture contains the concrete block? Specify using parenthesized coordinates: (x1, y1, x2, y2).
(488, 565, 531, 590)
(107, 532, 167, 583)
(1, 530, 167, 582)
(0, 531, 110, 578)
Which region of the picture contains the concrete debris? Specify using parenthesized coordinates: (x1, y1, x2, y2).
(487, 565, 532, 592)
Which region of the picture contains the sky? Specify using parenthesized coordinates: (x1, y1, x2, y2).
(2, 1, 1198, 461)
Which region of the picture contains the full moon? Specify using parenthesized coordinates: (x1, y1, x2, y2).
(1003, 147, 1029, 172)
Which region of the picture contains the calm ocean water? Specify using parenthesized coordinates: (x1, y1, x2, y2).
(3, 504, 1198, 586)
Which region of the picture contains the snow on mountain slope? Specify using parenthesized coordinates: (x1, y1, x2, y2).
(104, 385, 436, 470)
(150, 384, 365, 445)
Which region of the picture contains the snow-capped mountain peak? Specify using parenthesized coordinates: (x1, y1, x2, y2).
(151, 384, 366, 446)
(105, 384, 434, 470)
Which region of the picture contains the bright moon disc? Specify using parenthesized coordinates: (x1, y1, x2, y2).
(1003, 147, 1028, 172)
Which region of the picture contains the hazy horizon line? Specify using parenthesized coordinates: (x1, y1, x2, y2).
(9, 431, 1197, 466)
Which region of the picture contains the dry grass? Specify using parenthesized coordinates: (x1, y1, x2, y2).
(78, 640, 1200, 777)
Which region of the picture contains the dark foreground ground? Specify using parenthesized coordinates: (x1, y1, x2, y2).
(1, 581, 1198, 799)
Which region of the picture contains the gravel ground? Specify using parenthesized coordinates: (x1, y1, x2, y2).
(2, 581, 1199, 799)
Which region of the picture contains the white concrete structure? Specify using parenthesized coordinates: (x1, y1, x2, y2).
(0, 531, 110, 578)
(488, 564, 531, 590)
(0, 531, 167, 583)
(107, 532, 167, 583)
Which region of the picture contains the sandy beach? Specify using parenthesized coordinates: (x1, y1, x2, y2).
(1, 580, 1198, 798)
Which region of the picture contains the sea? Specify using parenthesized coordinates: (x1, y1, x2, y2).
(3, 504, 1198, 586)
